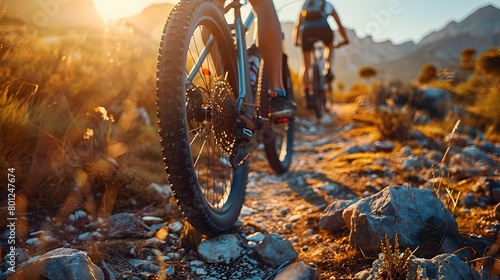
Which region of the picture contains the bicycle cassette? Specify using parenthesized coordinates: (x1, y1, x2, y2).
(210, 78, 237, 155)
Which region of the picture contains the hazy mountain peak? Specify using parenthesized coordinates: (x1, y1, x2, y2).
(418, 4, 500, 46)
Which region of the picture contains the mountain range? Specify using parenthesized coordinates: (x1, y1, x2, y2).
(3, 1, 499, 87)
(281, 4, 500, 87)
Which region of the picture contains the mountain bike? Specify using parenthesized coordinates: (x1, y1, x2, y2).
(306, 39, 346, 120)
(156, 0, 295, 235)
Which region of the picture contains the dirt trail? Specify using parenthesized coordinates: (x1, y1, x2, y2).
(240, 105, 388, 277)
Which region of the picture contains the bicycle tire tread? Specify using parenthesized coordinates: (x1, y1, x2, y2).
(156, 0, 242, 236)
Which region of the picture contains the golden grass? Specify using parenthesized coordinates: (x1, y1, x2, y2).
(0, 20, 160, 221)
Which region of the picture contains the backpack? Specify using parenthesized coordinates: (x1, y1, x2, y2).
(303, 0, 326, 21)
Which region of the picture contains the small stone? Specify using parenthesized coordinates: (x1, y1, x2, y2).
(142, 216, 164, 225)
(69, 210, 87, 222)
(280, 208, 290, 216)
(303, 229, 314, 236)
(255, 234, 298, 268)
(288, 214, 302, 222)
(189, 260, 205, 266)
(246, 232, 265, 243)
(91, 232, 104, 239)
(197, 234, 243, 264)
(195, 267, 207, 275)
(25, 238, 40, 246)
(165, 265, 175, 276)
(65, 225, 76, 233)
(240, 205, 254, 217)
(77, 232, 93, 242)
(295, 204, 307, 211)
(167, 221, 184, 233)
(247, 241, 257, 248)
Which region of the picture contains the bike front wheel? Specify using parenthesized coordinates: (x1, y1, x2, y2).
(156, 0, 247, 235)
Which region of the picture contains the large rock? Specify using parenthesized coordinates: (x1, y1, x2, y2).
(197, 234, 243, 264)
(319, 199, 358, 232)
(412, 87, 452, 118)
(342, 186, 458, 255)
(255, 234, 298, 268)
(274, 261, 319, 280)
(10, 248, 104, 280)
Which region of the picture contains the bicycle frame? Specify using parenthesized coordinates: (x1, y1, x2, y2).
(186, 0, 256, 114)
(227, 1, 255, 112)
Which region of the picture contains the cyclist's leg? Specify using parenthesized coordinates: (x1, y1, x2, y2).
(249, 0, 283, 92)
(324, 43, 335, 80)
(300, 49, 312, 94)
(300, 28, 315, 93)
(321, 26, 335, 76)
(250, 0, 296, 117)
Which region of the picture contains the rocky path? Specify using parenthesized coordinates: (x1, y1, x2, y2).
(6, 104, 500, 279)
(171, 109, 368, 279)
(237, 108, 385, 278)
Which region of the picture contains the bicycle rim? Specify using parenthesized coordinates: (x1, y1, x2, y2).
(156, 0, 247, 235)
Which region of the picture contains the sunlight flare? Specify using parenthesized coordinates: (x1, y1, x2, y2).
(93, 0, 146, 20)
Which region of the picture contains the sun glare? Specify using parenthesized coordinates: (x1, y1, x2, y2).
(93, 0, 146, 21)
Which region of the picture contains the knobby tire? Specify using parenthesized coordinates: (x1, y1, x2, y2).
(156, 0, 247, 236)
(248, 46, 295, 175)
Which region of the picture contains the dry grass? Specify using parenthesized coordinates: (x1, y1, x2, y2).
(376, 102, 412, 141)
(0, 19, 161, 227)
(375, 234, 413, 280)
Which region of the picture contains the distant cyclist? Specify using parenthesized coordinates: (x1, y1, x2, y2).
(293, 0, 348, 107)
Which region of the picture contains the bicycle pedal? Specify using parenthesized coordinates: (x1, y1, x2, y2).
(236, 121, 253, 142)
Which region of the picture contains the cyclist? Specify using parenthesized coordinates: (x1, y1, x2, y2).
(293, 0, 348, 108)
(249, 0, 297, 118)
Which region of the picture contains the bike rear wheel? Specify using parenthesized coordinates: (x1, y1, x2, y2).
(156, 0, 247, 235)
(263, 54, 295, 174)
(248, 46, 294, 175)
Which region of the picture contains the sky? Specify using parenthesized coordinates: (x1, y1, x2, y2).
(93, 0, 500, 44)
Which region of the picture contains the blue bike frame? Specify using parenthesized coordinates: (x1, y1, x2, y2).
(186, 0, 256, 115)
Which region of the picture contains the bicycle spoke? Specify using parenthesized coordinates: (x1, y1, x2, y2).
(187, 109, 233, 210)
